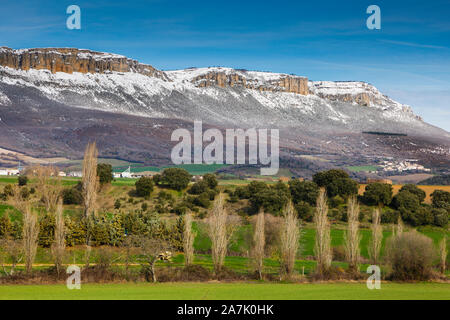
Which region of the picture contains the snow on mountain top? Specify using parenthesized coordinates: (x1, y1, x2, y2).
(166, 67, 306, 83)
(0, 47, 128, 60)
(309, 81, 380, 95)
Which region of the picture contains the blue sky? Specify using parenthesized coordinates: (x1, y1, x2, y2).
(1, 0, 449, 130)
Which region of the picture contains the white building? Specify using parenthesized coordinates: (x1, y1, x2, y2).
(0, 168, 20, 176)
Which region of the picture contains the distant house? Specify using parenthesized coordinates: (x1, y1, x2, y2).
(0, 168, 20, 176)
(114, 166, 132, 178)
(68, 171, 82, 177)
(58, 171, 67, 177)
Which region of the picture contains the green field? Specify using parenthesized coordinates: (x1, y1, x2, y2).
(0, 283, 448, 300)
(347, 165, 379, 172)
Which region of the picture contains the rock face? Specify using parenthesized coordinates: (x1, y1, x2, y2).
(0, 47, 169, 80)
(191, 70, 309, 95)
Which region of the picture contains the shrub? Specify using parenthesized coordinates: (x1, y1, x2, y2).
(188, 180, 209, 195)
(135, 177, 154, 197)
(392, 191, 420, 211)
(62, 187, 83, 205)
(18, 175, 28, 186)
(114, 199, 121, 209)
(3, 184, 14, 197)
(385, 231, 435, 280)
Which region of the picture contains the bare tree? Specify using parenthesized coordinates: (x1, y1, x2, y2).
(82, 142, 98, 220)
(439, 236, 447, 274)
(344, 196, 361, 272)
(135, 236, 172, 283)
(207, 193, 239, 273)
(0, 239, 23, 276)
(279, 202, 300, 279)
(30, 165, 62, 212)
(369, 208, 383, 265)
(51, 199, 65, 276)
(314, 188, 332, 274)
(22, 205, 39, 274)
(251, 209, 265, 280)
(396, 216, 404, 235)
(183, 212, 196, 266)
(81, 142, 98, 261)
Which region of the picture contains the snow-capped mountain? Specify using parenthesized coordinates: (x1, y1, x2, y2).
(0, 47, 448, 173)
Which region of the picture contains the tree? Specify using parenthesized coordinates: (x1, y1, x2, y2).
(207, 193, 240, 273)
(203, 173, 218, 189)
(97, 163, 113, 186)
(183, 212, 196, 266)
(82, 142, 99, 219)
(392, 191, 420, 211)
(362, 183, 393, 206)
(369, 208, 383, 265)
(313, 169, 357, 198)
(51, 199, 65, 276)
(22, 205, 39, 274)
(252, 210, 265, 280)
(279, 202, 300, 279)
(0, 239, 23, 276)
(188, 180, 209, 195)
(135, 177, 154, 197)
(160, 168, 192, 191)
(439, 237, 447, 274)
(344, 196, 361, 272)
(314, 189, 332, 274)
(288, 180, 319, 206)
(249, 182, 290, 215)
(134, 236, 172, 283)
(431, 190, 450, 210)
(399, 184, 426, 203)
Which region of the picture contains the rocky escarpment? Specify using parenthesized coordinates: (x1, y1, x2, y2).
(0, 47, 169, 80)
(189, 70, 309, 95)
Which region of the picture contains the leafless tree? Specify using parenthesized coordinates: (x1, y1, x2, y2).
(314, 188, 332, 274)
(206, 193, 239, 273)
(134, 236, 172, 283)
(344, 196, 361, 271)
(51, 199, 65, 276)
(183, 212, 196, 266)
(439, 236, 447, 274)
(0, 239, 23, 276)
(279, 202, 300, 279)
(251, 209, 265, 280)
(30, 165, 62, 213)
(22, 205, 39, 274)
(82, 142, 99, 219)
(369, 208, 383, 265)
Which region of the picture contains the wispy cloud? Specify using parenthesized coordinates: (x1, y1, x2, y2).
(379, 39, 447, 49)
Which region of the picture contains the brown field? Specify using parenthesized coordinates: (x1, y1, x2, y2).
(359, 184, 450, 204)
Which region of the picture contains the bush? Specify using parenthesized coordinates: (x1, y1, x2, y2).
(19, 187, 30, 200)
(18, 175, 28, 186)
(62, 187, 83, 205)
(386, 232, 435, 280)
(135, 177, 154, 197)
(392, 191, 420, 211)
(188, 180, 209, 195)
(3, 184, 14, 198)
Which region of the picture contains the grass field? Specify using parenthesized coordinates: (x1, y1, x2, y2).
(0, 282, 448, 300)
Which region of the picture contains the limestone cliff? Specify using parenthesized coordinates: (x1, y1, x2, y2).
(190, 70, 309, 95)
(0, 47, 169, 80)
